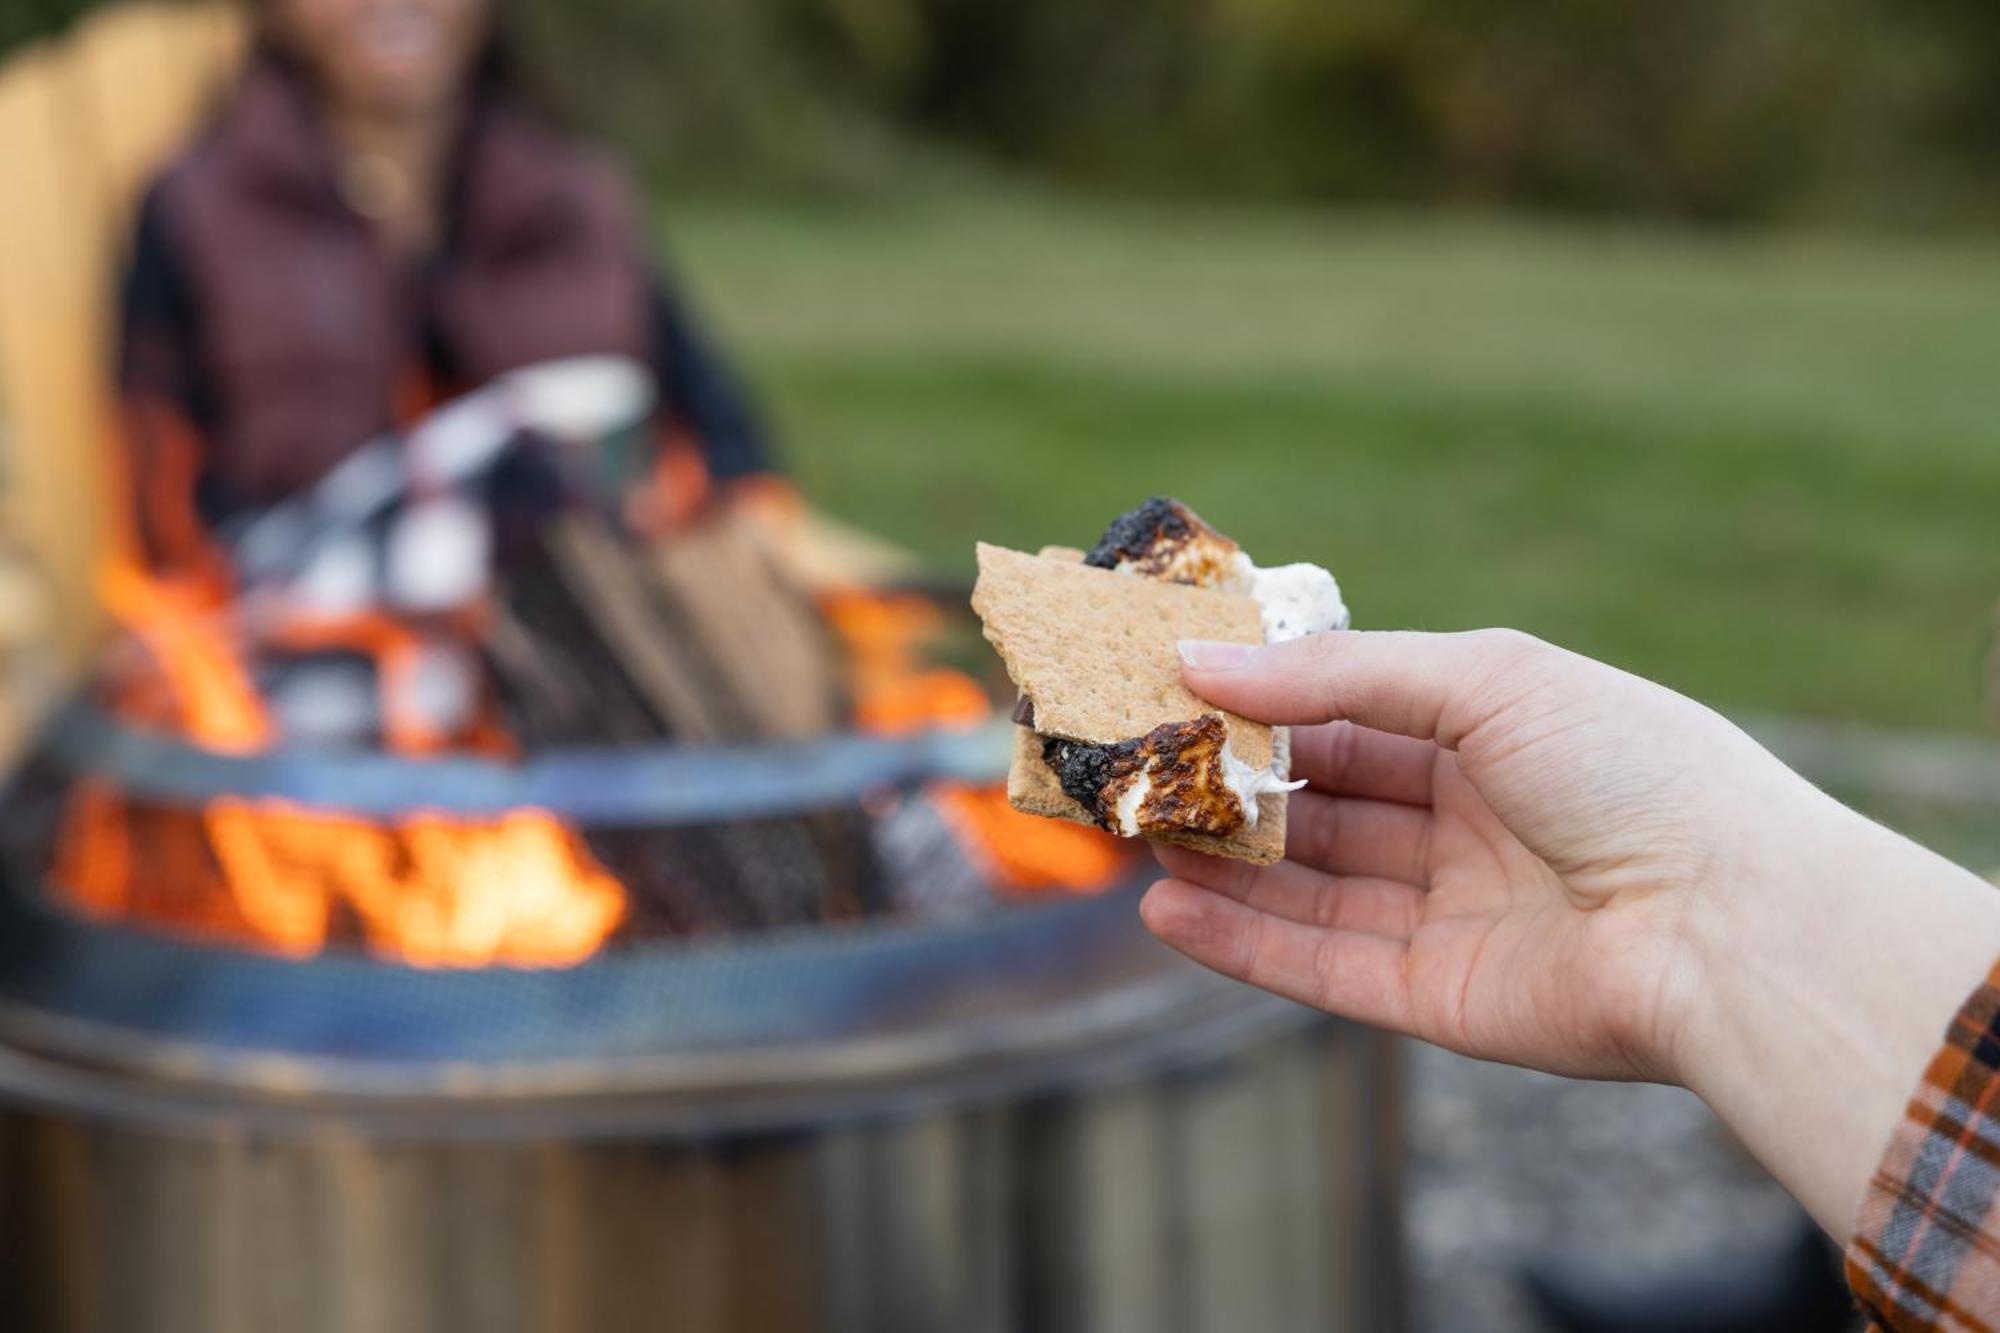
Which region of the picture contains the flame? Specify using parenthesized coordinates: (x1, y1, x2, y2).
(54, 783, 627, 967)
(50, 568, 1122, 967)
(930, 785, 1128, 893)
(823, 589, 1131, 894)
(52, 560, 628, 967)
(99, 561, 267, 750)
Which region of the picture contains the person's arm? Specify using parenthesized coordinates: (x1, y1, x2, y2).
(117, 188, 219, 570)
(1846, 965, 2000, 1331)
(624, 271, 791, 535)
(647, 271, 777, 485)
(1144, 631, 2000, 1243)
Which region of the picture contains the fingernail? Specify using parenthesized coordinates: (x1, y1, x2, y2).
(1177, 639, 1256, 671)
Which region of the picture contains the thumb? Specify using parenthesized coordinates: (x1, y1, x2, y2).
(1177, 628, 1556, 747)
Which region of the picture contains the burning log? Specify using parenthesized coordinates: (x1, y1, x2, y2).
(647, 514, 848, 740)
(486, 510, 886, 937)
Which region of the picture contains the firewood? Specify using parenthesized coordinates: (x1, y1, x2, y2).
(649, 514, 846, 740)
(485, 512, 886, 936)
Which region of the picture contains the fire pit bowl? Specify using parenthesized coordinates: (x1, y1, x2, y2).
(0, 705, 1405, 1333)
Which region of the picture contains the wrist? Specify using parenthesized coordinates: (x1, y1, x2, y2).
(1674, 793, 2000, 1233)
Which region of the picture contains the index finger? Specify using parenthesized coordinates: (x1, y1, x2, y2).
(1177, 628, 1561, 749)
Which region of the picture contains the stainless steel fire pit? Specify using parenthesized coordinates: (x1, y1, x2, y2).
(0, 708, 1405, 1333)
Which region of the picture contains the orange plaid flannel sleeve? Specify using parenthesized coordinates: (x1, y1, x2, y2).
(1849, 959, 2000, 1332)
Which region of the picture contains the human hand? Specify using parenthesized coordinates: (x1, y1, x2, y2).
(1142, 628, 2000, 1234)
(1143, 631, 1958, 1085)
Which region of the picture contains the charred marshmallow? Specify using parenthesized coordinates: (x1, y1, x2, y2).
(1083, 497, 1347, 642)
(1043, 715, 1304, 839)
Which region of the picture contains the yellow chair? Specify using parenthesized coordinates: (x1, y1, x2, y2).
(0, 0, 248, 683)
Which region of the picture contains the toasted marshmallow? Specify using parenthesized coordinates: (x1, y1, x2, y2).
(1044, 714, 1302, 839)
(1086, 497, 1347, 642)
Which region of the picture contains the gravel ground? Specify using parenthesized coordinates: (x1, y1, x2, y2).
(1405, 1041, 1819, 1333)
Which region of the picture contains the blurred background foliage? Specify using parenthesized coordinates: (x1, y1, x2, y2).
(3, 0, 1998, 734)
(9, 0, 1999, 223)
(508, 0, 1997, 225)
(524, 0, 2000, 225)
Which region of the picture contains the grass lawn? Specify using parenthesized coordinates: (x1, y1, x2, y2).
(660, 186, 2000, 731)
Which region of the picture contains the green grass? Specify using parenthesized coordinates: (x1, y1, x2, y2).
(658, 187, 2000, 730)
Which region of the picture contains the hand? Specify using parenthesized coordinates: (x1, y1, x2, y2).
(1145, 629, 1791, 1081)
(1141, 630, 2000, 1231)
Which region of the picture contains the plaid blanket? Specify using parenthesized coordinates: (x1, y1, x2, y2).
(1849, 960, 2000, 1332)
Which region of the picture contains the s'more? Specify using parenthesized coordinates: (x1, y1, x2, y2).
(971, 498, 1349, 865)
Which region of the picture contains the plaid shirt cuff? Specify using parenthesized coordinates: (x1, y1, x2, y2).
(1848, 958, 2000, 1332)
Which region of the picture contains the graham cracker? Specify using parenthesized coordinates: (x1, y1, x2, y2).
(972, 544, 1270, 763)
(973, 542, 1288, 863)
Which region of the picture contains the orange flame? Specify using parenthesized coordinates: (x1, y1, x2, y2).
(55, 783, 625, 966)
(53, 560, 628, 967)
(51, 569, 1121, 967)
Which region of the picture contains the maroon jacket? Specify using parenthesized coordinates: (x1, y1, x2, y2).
(120, 56, 771, 564)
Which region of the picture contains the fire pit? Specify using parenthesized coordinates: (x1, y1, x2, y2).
(0, 728, 1403, 1331)
(0, 483, 1404, 1333)
(0, 680, 1405, 1332)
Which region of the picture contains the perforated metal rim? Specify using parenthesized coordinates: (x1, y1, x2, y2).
(0, 867, 1319, 1139)
(40, 703, 1017, 825)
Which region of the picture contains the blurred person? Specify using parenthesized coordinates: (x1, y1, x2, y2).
(118, 0, 776, 592)
(108, 0, 791, 755)
(1147, 629, 2000, 1333)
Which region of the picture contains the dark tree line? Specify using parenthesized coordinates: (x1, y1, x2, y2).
(6, 0, 1997, 225)
(523, 0, 2000, 224)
